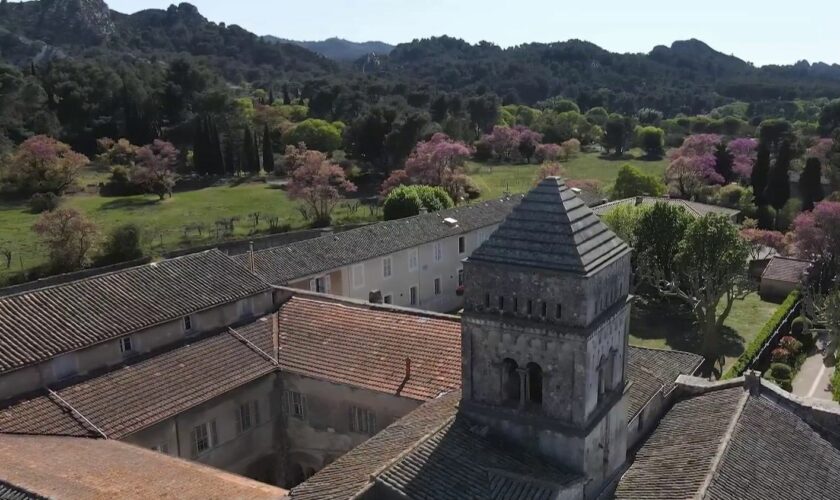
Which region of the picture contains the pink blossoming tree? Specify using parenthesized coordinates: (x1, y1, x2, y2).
(382, 133, 473, 202)
(288, 151, 357, 225)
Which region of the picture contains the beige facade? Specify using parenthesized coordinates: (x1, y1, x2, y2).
(122, 374, 283, 484)
(281, 372, 422, 486)
(288, 224, 498, 313)
(0, 292, 274, 400)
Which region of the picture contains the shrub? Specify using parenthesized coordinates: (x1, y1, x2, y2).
(779, 336, 803, 355)
(722, 291, 800, 379)
(28, 192, 60, 213)
(383, 185, 454, 221)
(769, 362, 793, 380)
(791, 316, 811, 336)
(773, 377, 793, 391)
(97, 224, 144, 266)
(771, 347, 791, 364)
(611, 164, 666, 200)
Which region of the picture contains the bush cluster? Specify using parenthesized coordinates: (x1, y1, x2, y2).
(722, 291, 800, 380)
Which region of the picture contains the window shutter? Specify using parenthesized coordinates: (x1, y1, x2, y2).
(253, 400, 261, 426)
(309, 279, 316, 291)
(324, 275, 332, 293)
(209, 420, 218, 447)
(301, 394, 307, 419)
(190, 428, 198, 458)
(234, 405, 242, 434)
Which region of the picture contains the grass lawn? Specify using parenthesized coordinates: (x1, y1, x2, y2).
(467, 150, 668, 200)
(0, 178, 374, 282)
(629, 292, 779, 374)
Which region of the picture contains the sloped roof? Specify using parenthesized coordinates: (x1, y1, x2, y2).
(761, 256, 811, 284)
(616, 378, 840, 499)
(592, 196, 740, 219)
(0, 434, 285, 499)
(0, 322, 277, 439)
(469, 177, 629, 275)
(289, 391, 581, 500)
(625, 347, 704, 419)
(275, 295, 462, 401)
(0, 249, 270, 374)
(235, 196, 522, 284)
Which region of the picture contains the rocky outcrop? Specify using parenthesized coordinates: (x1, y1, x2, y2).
(38, 0, 115, 44)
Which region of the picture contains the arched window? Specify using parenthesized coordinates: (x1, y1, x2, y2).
(501, 358, 520, 405)
(526, 362, 543, 406)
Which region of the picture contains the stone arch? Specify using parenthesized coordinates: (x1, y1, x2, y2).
(501, 358, 521, 405)
(526, 362, 543, 406)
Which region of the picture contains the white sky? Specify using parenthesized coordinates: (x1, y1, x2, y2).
(106, 0, 840, 66)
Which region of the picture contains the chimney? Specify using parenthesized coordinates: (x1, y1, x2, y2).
(405, 357, 411, 380)
(744, 370, 761, 394)
(419, 206, 428, 215)
(635, 196, 644, 206)
(248, 240, 255, 273)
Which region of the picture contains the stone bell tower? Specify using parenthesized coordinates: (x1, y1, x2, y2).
(460, 177, 632, 498)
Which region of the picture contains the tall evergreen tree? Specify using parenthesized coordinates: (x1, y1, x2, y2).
(242, 128, 253, 175)
(193, 117, 207, 174)
(800, 157, 825, 211)
(765, 140, 792, 211)
(209, 118, 224, 175)
(282, 84, 292, 105)
(268, 88, 275, 106)
(262, 124, 274, 174)
(714, 142, 734, 183)
(224, 136, 235, 176)
(751, 142, 771, 206)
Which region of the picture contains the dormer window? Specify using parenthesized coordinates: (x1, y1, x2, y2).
(119, 336, 133, 354)
(184, 315, 193, 332)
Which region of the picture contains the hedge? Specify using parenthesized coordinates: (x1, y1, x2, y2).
(722, 290, 800, 380)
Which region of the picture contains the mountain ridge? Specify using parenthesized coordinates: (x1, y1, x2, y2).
(263, 36, 393, 61)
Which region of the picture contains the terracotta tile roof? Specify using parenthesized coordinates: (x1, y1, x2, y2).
(276, 295, 462, 401)
(593, 196, 740, 219)
(290, 391, 581, 500)
(615, 386, 745, 499)
(0, 321, 277, 439)
(618, 380, 840, 499)
(0, 249, 270, 374)
(235, 196, 522, 284)
(470, 177, 630, 275)
(0, 434, 286, 499)
(761, 256, 811, 284)
(625, 347, 704, 419)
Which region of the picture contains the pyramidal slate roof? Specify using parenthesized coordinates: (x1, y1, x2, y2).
(469, 177, 630, 275)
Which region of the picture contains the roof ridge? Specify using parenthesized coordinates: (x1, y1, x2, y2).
(46, 388, 106, 439)
(0, 249, 220, 299)
(696, 388, 749, 499)
(629, 345, 704, 358)
(227, 327, 278, 366)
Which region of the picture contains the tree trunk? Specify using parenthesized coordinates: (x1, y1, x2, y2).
(700, 310, 721, 377)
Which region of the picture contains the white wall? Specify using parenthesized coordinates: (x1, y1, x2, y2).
(290, 224, 498, 314)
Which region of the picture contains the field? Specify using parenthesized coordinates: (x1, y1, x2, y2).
(467, 150, 668, 200)
(0, 177, 374, 281)
(629, 292, 779, 374)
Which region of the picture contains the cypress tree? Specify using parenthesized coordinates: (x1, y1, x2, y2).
(193, 118, 205, 174)
(253, 131, 262, 173)
(282, 84, 292, 105)
(210, 118, 224, 175)
(262, 125, 274, 174)
(242, 128, 253, 175)
(224, 136, 235, 176)
(714, 142, 734, 183)
(268, 89, 275, 106)
(800, 157, 825, 211)
(765, 140, 792, 211)
(751, 142, 771, 206)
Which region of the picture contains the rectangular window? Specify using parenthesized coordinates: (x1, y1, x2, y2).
(350, 406, 376, 435)
(458, 236, 466, 254)
(498, 296, 504, 311)
(183, 316, 193, 332)
(458, 268, 464, 286)
(513, 297, 519, 313)
(383, 294, 393, 304)
(541, 302, 548, 318)
(315, 277, 326, 293)
(287, 391, 306, 419)
(433, 242, 443, 263)
(236, 400, 261, 433)
(408, 249, 419, 272)
(434, 277, 441, 295)
(383, 256, 392, 279)
(485, 293, 491, 308)
(119, 336, 133, 354)
(410, 286, 418, 306)
(556, 304, 562, 319)
(527, 299, 533, 315)
(352, 263, 365, 289)
(191, 420, 217, 456)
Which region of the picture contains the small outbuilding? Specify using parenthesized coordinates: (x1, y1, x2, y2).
(760, 256, 811, 302)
